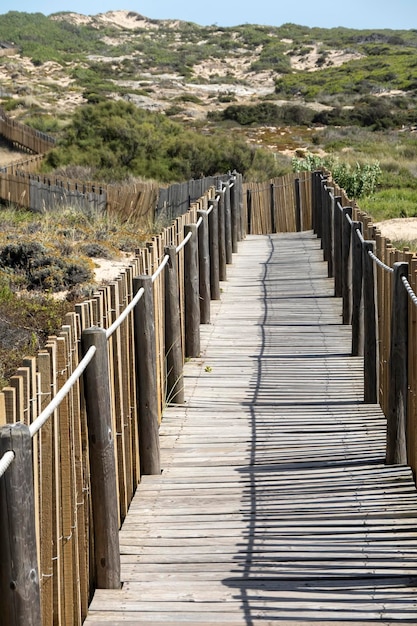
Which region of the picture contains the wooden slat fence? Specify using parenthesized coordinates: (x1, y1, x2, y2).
(244, 171, 312, 234)
(0, 106, 56, 154)
(313, 171, 417, 479)
(0, 173, 242, 626)
(2, 160, 417, 625)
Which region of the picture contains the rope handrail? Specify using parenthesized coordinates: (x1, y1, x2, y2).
(368, 250, 394, 274)
(402, 275, 417, 307)
(0, 450, 15, 478)
(196, 216, 203, 229)
(355, 228, 365, 245)
(151, 254, 170, 284)
(106, 287, 144, 339)
(176, 231, 192, 254)
(29, 345, 97, 437)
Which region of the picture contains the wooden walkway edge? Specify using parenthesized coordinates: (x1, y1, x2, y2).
(85, 232, 417, 625)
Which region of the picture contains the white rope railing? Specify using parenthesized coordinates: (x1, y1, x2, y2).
(355, 227, 365, 245)
(151, 254, 170, 284)
(106, 287, 144, 339)
(0, 450, 15, 478)
(368, 250, 394, 274)
(196, 216, 203, 229)
(402, 275, 417, 307)
(29, 345, 97, 438)
(175, 230, 192, 254)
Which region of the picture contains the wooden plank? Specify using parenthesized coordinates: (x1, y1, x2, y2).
(84, 232, 417, 626)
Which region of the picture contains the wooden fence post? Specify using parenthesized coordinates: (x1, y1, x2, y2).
(351, 222, 364, 356)
(197, 209, 210, 324)
(184, 224, 200, 358)
(218, 187, 227, 281)
(270, 183, 276, 234)
(320, 179, 328, 256)
(320, 177, 329, 251)
(81, 327, 121, 589)
(237, 173, 245, 240)
(0, 423, 41, 626)
(246, 188, 252, 237)
(164, 246, 184, 405)
(133, 276, 161, 475)
(295, 177, 302, 232)
(386, 262, 409, 465)
(230, 180, 239, 252)
(312, 171, 321, 235)
(342, 207, 353, 324)
(333, 196, 343, 297)
(224, 183, 233, 265)
(208, 199, 220, 300)
(362, 241, 379, 404)
(327, 189, 334, 278)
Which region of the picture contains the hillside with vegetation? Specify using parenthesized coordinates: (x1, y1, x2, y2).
(1, 11, 417, 206)
(0, 10, 417, 383)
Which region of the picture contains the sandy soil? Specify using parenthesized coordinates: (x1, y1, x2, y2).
(375, 217, 417, 242)
(289, 44, 364, 72)
(93, 254, 135, 283)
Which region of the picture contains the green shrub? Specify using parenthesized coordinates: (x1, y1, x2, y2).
(292, 152, 382, 199)
(44, 100, 258, 182)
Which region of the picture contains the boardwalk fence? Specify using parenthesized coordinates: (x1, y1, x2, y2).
(312, 171, 417, 477)
(0, 106, 56, 155)
(1, 154, 417, 625)
(245, 171, 312, 234)
(0, 172, 243, 626)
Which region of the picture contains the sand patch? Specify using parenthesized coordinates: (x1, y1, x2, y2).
(376, 218, 417, 243)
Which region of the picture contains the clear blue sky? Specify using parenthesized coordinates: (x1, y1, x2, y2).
(0, 0, 416, 30)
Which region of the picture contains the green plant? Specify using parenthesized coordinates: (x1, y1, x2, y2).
(292, 152, 382, 199)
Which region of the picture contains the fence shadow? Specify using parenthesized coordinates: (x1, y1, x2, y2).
(222, 232, 417, 624)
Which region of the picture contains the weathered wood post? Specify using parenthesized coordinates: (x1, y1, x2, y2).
(236, 173, 245, 240)
(246, 188, 252, 237)
(224, 182, 233, 265)
(184, 224, 200, 358)
(133, 276, 161, 475)
(270, 182, 276, 234)
(351, 222, 364, 356)
(333, 196, 343, 297)
(320, 177, 329, 252)
(386, 262, 409, 465)
(327, 190, 335, 278)
(208, 198, 220, 300)
(362, 241, 379, 404)
(342, 207, 353, 324)
(197, 209, 210, 324)
(320, 179, 328, 256)
(0, 423, 42, 626)
(164, 246, 184, 405)
(81, 327, 121, 588)
(230, 180, 239, 252)
(218, 186, 227, 281)
(312, 171, 322, 235)
(295, 177, 302, 232)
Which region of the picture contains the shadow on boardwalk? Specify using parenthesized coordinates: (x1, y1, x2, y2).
(224, 233, 417, 624)
(85, 232, 417, 625)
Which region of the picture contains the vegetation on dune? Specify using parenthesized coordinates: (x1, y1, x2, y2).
(44, 100, 284, 182)
(292, 152, 382, 199)
(1, 10, 417, 386)
(0, 200, 153, 385)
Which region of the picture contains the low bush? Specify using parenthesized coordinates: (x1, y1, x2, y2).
(292, 152, 382, 199)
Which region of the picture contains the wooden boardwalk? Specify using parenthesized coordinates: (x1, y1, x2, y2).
(85, 232, 417, 625)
